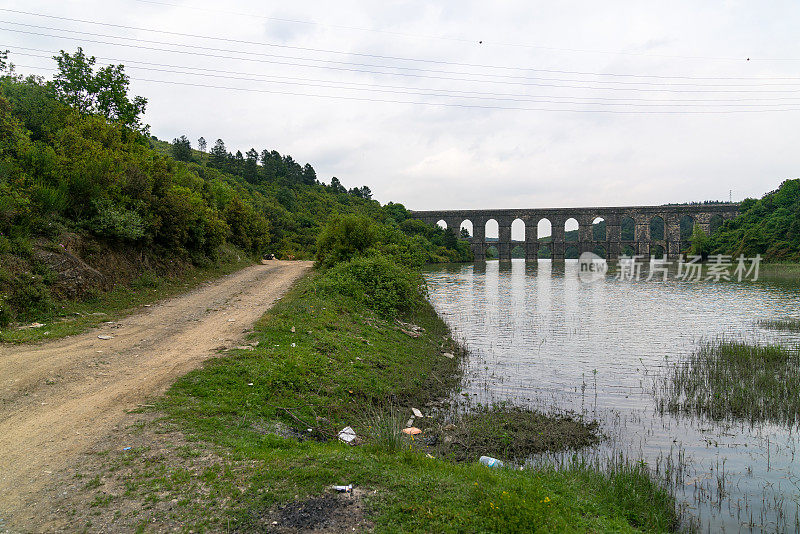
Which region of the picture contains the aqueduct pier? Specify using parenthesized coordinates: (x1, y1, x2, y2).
(411, 204, 739, 261)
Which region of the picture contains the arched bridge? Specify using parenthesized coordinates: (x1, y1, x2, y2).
(411, 204, 739, 261)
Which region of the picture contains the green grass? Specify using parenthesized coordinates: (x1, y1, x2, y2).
(0, 250, 254, 343)
(427, 403, 601, 463)
(758, 317, 800, 332)
(139, 272, 680, 532)
(757, 263, 800, 283)
(659, 340, 800, 425)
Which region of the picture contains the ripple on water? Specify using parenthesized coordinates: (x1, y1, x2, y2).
(425, 260, 800, 533)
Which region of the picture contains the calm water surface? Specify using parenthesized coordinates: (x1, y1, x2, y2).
(424, 260, 800, 533)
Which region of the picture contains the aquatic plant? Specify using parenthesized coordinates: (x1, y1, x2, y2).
(659, 340, 800, 425)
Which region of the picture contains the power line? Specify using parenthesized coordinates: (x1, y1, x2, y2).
(2, 9, 799, 80)
(12, 50, 800, 107)
(15, 64, 800, 114)
(4, 26, 800, 94)
(131, 0, 790, 62)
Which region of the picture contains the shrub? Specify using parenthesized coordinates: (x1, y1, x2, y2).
(90, 197, 145, 241)
(315, 214, 377, 268)
(0, 294, 10, 327)
(320, 254, 425, 317)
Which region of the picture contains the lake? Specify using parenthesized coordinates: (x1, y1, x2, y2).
(424, 260, 800, 533)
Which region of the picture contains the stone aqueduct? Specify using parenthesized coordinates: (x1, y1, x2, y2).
(411, 204, 740, 261)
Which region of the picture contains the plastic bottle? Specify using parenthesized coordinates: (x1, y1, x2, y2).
(479, 456, 504, 468)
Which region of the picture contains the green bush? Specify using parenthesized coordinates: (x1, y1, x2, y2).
(0, 294, 10, 327)
(320, 254, 425, 317)
(90, 197, 145, 241)
(7, 272, 52, 321)
(315, 214, 377, 268)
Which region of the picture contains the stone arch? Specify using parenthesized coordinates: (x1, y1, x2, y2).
(592, 217, 606, 241)
(511, 218, 525, 242)
(565, 218, 579, 242)
(709, 214, 724, 234)
(537, 218, 552, 241)
(651, 243, 665, 259)
(621, 244, 636, 257)
(460, 219, 473, 239)
(485, 218, 499, 240)
(538, 244, 552, 259)
(649, 216, 665, 241)
(679, 215, 694, 241)
(436, 219, 447, 230)
(621, 216, 635, 241)
(485, 245, 499, 259)
(593, 245, 607, 259)
(511, 244, 525, 258)
(565, 245, 580, 259)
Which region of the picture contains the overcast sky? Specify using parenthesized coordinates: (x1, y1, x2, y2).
(3, 0, 799, 210)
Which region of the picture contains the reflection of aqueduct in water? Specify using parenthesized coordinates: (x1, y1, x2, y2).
(411, 204, 739, 261)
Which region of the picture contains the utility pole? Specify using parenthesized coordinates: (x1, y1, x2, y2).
(729, 189, 732, 203)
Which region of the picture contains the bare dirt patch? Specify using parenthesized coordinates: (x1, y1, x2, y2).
(0, 261, 312, 532)
(19, 411, 371, 533)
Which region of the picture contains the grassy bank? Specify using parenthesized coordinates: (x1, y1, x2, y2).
(63, 268, 681, 533)
(0, 247, 253, 343)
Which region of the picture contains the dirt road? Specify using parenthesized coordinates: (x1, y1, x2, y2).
(0, 260, 312, 529)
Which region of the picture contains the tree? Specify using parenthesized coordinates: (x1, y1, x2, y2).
(315, 214, 377, 267)
(197, 136, 207, 152)
(302, 163, 317, 185)
(51, 48, 147, 131)
(243, 148, 259, 183)
(0, 50, 12, 73)
(330, 177, 346, 194)
(233, 150, 244, 176)
(210, 139, 227, 168)
(359, 186, 372, 200)
(283, 155, 301, 184)
(460, 227, 471, 239)
(688, 224, 710, 259)
(171, 135, 192, 161)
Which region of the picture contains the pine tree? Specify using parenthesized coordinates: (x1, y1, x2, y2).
(210, 139, 228, 168)
(302, 163, 317, 185)
(171, 135, 192, 161)
(244, 148, 259, 183)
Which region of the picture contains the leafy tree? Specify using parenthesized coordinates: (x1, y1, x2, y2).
(0, 50, 12, 73)
(171, 135, 192, 162)
(360, 186, 372, 200)
(210, 139, 227, 168)
(688, 224, 710, 259)
(316, 214, 377, 267)
(383, 202, 409, 224)
(197, 136, 207, 153)
(51, 48, 147, 131)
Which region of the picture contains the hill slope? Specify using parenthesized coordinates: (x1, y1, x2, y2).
(0, 51, 471, 325)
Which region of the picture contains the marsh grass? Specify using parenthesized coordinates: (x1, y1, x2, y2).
(428, 403, 602, 462)
(363, 404, 406, 452)
(758, 317, 800, 332)
(660, 340, 800, 425)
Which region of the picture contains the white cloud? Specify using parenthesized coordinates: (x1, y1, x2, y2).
(5, 0, 798, 209)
